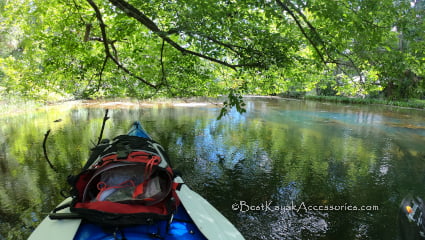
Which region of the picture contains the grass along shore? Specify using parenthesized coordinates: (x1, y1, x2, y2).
(304, 95, 425, 109)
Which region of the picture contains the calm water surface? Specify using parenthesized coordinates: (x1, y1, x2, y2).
(1, 98, 425, 240)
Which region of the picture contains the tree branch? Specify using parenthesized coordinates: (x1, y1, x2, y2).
(160, 39, 166, 83)
(83, 23, 92, 42)
(106, 0, 264, 70)
(97, 109, 109, 144)
(96, 56, 108, 92)
(276, 0, 363, 80)
(168, 28, 257, 58)
(43, 130, 57, 172)
(85, 0, 158, 89)
(275, 0, 327, 64)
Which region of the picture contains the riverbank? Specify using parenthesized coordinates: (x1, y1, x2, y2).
(0, 98, 44, 116)
(0, 96, 224, 117)
(2, 95, 425, 117)
(303, 95, 425, 110)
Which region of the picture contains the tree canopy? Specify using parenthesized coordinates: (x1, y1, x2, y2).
(1, 0, 425, 103)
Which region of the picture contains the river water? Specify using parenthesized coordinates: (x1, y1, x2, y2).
(1, 97, 425, 239)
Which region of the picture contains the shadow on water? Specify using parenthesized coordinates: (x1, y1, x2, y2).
(1, 98, 425, 239)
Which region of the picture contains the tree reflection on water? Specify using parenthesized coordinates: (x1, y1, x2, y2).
(1, 98, 425, 239)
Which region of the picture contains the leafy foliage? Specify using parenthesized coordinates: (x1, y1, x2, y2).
(218, 88, 246, 120)
(1, 0, 425, 106)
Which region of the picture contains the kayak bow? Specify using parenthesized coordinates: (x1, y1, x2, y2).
(29, 121, 244, 240)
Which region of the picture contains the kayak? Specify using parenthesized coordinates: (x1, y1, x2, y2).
(29, 121, 245, 240)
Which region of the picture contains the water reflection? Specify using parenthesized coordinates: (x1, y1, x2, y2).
(1, 98, 425, 239)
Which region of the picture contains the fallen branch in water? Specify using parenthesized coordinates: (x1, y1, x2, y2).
(97, 109, 110, 144)
(43, 129, 58, 172)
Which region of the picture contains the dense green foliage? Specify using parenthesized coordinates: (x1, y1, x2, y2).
(1, 0, 425, 103)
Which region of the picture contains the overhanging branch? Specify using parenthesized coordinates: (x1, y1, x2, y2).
(276, 0, 363, 80)
(85, 0, 158, 89)
(276, 0, 327, 64)
(106, 0, 263, 70)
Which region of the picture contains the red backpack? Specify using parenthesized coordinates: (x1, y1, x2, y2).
(67, 135, 180, 226)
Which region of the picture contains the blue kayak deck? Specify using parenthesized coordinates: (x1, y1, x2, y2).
(74, 205, 207, 240)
